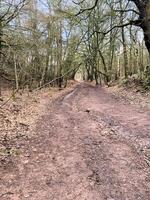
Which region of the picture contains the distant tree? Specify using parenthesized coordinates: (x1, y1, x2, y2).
(0, 0, 28, 95)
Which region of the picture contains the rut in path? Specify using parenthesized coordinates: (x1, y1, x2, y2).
(0, 83, 150, 200)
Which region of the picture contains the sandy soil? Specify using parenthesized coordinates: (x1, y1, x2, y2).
(0, 83, 150, 200)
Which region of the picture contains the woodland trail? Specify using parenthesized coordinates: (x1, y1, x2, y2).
(0, 83, 150, 200)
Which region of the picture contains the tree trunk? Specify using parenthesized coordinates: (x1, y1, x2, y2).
(142, 1, 150, 56)
(14, 55, 19, 90)
(0, 17, 3, 96)
(121, 26, 128, 78)
(98, 49, 109, 83)
(143, 24, 150, 56)
(132, 0, 150, 56)
(56, 27, 63, 87)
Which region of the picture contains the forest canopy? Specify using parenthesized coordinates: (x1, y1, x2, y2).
(0, 0, 150, 92)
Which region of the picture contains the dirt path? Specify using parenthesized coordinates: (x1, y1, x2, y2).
(0, 83, 150, 200)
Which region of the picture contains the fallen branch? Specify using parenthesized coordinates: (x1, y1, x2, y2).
(96, 69, 108, 78)
(34, 64, 82, 91)
(0, 89, 19, 108)
(0, 64, 82, 108)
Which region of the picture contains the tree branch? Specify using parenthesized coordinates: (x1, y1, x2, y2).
(75, 0, 99, 16)
(95, 19, 143, 36)
(5, 0, 27, 25)
(73, 0, 86, 5)
(113, 9, 140, 15)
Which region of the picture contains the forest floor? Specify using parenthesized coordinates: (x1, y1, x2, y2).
(0, 82, 150, 200)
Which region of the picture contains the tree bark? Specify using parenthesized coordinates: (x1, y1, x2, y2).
(121, 26, 128, 78)
(131, 0, 150, 56)
(14, 55, 19, 90)
(0, 15, 3, 96)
